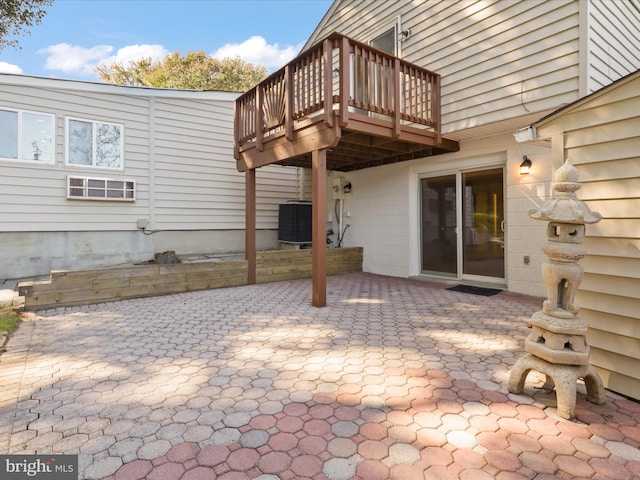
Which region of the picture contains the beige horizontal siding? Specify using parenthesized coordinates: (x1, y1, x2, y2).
(152, 96, 297, 230)
(309, 0, 640, 135)
(580, 272, 640, 299)
(577, 290, 639, 330)
(590, 346, 640, 384)
(256, 166, 300, 229)
(580, 308, 638, 343)
(584, 237, 640, 259)
(536, 72, 640, 400)
(584, 218, 640, 238)
(0, 76, 300, 233)
(565, 120, 640, 151)
(579, 173, 640, 200)
(300, 168, 313, 201)
(572, 153, 640, 179)
(584, 199, 639, 219)
(589, 353, 639, 401)
(581, 255, 640, 280)
(589, 331, 640, 368)
(0, 82, 151, 231)
(307, 0, 582, 134)
(587, 0, 640, 92)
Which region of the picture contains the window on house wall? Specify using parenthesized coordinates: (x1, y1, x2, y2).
(352, 25, 397, 116)
(66, 117, 123, 169)
(0, 108, 55, 163)
(370, 26, 397, 56)
(67, 176, 135, 201)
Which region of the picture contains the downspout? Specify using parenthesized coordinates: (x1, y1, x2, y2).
(148, 96, 156, 231)
(578, 0, 589, 97)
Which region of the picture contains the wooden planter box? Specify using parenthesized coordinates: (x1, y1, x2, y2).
(18, 247, 362, 311)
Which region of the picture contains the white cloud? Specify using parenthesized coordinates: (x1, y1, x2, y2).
(39, 43, 114, 76)
(38, 43, 168, 78)
(35, 37, 299, 79)
(211, 36, 303, 70)
(97, 44, 168, 70)
(0, 62, 23, 74)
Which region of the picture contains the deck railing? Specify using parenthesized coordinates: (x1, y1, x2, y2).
(234, 32, 441, 156)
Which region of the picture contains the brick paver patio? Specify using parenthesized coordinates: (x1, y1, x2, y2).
(1, 273, 638, 479)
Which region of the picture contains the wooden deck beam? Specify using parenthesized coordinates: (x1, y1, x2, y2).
(237, 118, 341, 172)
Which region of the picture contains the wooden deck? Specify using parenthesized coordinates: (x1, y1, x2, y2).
(234, 32, 458, 172)
(234, 33, 458, 306)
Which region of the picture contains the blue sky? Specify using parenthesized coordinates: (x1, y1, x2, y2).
(0, 0, 332, 80)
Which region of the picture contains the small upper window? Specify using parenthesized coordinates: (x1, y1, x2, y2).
(0, 108, 55, 163)
(370, 26, 397, 56)
(66, 117, 123, 169)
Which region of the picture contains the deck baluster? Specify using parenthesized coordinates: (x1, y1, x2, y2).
(256, 85, 263, 151)
(339, 36, 350, 126)
(285, 65, 294, 141)
(393, 57, 401, 137)
(323, 39, 334, 127)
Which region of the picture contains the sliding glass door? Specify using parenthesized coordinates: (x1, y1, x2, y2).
(421, 174, 457, 275)
(462, 169, 504, 279)
(421, 168, 504, 281)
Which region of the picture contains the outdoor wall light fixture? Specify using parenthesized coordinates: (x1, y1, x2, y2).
(343, 181, 352, 193)
(399, 29, 411, 41)
(520, 155, 532, 175)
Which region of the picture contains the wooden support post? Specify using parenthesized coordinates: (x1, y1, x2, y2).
(246, 168, 256, 285)
(312, 149, 327, 307)
(433, 74, 442, 143)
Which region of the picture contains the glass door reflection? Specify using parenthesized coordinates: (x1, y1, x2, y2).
(462, 169, 504, 279)
(421, 174, 457, 275)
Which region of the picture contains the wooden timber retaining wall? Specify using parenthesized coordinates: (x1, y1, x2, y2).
(18, 247, 363, 311)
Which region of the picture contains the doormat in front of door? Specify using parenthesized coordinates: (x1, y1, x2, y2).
(446, 284, 502, 296)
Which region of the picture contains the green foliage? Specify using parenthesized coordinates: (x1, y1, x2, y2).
(0, 0, 53, 51)
(96, 51, 267, 92)
(0, 305, 20, 338)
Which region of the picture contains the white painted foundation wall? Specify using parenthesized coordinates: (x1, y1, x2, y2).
(329, 133, 552, 298)
(0, 230, 280, 280)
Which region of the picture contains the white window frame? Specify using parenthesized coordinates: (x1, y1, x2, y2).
(67, 175, 135, 201)
(369, 24, 398, 56)
(0, 107, 55, 164)
(65, 116, 124, 170)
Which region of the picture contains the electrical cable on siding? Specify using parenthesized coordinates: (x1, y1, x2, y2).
(334, 198, 348, 247)
(338, 224, 350, 248)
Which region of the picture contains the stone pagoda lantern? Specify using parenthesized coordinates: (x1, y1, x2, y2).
(508, 159, 606, 419)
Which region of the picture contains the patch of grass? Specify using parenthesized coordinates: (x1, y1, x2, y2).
(0, 305, 21, 338)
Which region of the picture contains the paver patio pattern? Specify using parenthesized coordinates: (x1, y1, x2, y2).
(1, 272, 639, 479)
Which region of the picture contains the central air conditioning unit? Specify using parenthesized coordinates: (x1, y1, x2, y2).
(278, 200, 312, 244)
